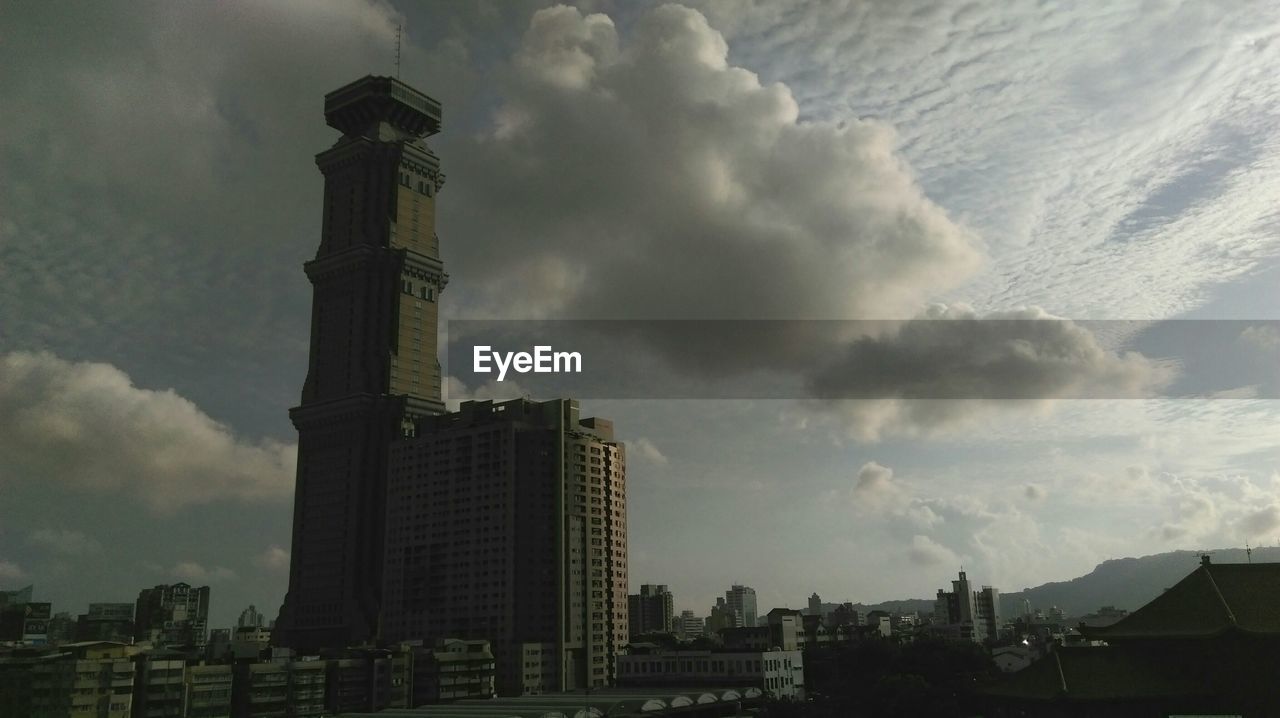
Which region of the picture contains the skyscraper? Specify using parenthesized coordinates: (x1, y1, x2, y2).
(382, 398, 628, 695)
(628, 584, 674, 636)
(934, 570, 1000, 642)
(275, 76, 449, 650)
(238, 604, 265, 628)
(725, 584, 757, 628)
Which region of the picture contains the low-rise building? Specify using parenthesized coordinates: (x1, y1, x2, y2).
(26, 641, 136, 718)
(75, 604, 135, 645)
(184, 664, 232, 718)
(231, 659, 327, 718)
(410, 639, 497, 704)
(133, 649, 187, 717)
(616, 647, 804, 699)
(229, 626, 271, 660)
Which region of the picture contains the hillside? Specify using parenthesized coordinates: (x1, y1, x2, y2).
(838, 548, 1280, 620)
(998, 547, 1280, 618)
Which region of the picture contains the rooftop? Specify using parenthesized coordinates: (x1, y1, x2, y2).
(980, 646, 1208, 701)
(324, 75, 442, 138)
(1079, 559, 1280, 640)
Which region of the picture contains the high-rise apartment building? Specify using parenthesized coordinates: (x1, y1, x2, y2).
(238, 605, 265, 628)
(934, 570, 1000, 642)
(382, 398, 628, 695)
(275, 76, 450, 651)
(676, 610, 704, 640)
(135, 583, 209, 649)
(628, 584, 674, 636)
(725, 585, 758, 628)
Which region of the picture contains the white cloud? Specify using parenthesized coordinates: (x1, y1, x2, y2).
(171, 561, 238, 583)
(0, 352, 296, 512)
(0, 560, 25, 581)
(27, 528, 102, 556)
(852, 461, 899, 507)
(1241, 505, 1280, 537)
(253, 545, 290, 572)
(1240, 325, 1280, 352)
(701, 1, 1280, 320)
(908, 535, 960, 567)
(629, 437, 669, 466)
(449, 4, 982, 322)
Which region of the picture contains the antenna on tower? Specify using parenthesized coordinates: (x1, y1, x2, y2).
(394, 24, 402, 79)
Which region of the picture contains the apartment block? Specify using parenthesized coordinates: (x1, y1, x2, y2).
(383, 398, 628, 695)
(628, 585, 674, 636)
(134, 584, 209, 650)
(617, 647, 805, 699)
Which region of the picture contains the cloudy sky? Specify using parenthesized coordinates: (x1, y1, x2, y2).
(2, 1, 1279, 629)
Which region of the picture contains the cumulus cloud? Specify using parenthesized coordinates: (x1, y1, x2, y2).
(253, 545, 291, 572)
(0, 352, 296, 512)
(450, 4, 982, 322)
(852, 461, 898, 505)
(171, 562, 238, 583)
(1156, 482, 1220, 543)
(854, 461, 892, 491)
(846, 461, 939, 531)
(908, 535, 960, 567)
(27, 528, 102, 556)
(1240, 325, 1280, 352)
(629, 437, 669, 466)
(701, 2, 1280, 320)
(1241, 505, 1280, 537)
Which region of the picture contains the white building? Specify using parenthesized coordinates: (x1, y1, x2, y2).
(616, 648, 804, 699)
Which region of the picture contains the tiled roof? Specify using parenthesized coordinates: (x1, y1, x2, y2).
(981, 646, 1207, 700)
(1080, 561, 1280, 640)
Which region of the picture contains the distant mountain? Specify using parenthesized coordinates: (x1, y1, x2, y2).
(814, 548, 1280, 621)
(847, 598, 937, 616)
(998, 547, 1280, 618)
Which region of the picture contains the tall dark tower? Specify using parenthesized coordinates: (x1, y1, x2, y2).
(275, 76, 448, 651)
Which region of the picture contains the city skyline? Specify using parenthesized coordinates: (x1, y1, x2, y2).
(3, 0, 1280, 632)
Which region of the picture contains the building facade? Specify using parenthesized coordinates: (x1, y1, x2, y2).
(725, 586, 757, 628)
(617, 647, 805, 700)
(933, 570, 1000, 643)
(75, 604, 135, 646)
(629, 584, 674, 636)
(381, 398, 628, 695)
(236, 606, 264, 629)
(135, 584, 209, 650)
(274, 75, 450, 651)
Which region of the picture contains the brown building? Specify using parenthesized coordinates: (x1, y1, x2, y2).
(382, 398, 629, 696)
(274, 75, 449, 651)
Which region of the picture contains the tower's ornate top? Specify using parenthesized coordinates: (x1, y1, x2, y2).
(324, 75, 441, 138)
